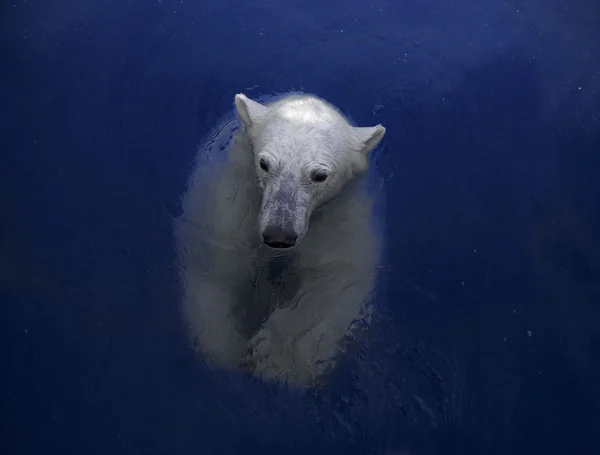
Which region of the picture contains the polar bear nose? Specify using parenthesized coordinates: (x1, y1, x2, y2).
(262, 225, 297, 248)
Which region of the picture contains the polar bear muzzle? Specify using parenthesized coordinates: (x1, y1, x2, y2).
(262, 224, 298, 248)
(259, 176, 310, 249)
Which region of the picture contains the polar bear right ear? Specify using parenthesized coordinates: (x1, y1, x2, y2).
(234, 93, 268, 129)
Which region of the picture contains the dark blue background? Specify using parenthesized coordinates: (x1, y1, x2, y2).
(1, 1, 599, 454)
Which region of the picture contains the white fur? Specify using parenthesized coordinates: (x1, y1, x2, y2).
(174, 93, 385, 387)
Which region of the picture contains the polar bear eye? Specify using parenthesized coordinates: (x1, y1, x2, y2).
(259, 157, 270, 172)
(311, 170, 328, 183)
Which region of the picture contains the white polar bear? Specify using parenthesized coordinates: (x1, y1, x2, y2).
(174, 92, 385, 387)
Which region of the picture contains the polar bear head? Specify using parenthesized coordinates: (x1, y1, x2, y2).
(234, 93, 385, 249)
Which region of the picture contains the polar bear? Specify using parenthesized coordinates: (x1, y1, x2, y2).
(174, 92, 385, 387)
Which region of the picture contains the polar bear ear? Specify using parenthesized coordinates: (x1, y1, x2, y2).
(353, 125, 386, 156)
(235, 93, 268, 129)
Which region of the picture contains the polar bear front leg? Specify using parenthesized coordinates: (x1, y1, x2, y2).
(248, 264, 375, 385)
(183, 274, 247, 369)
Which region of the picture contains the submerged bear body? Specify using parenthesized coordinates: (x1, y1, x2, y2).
(175, 93, 386, 387)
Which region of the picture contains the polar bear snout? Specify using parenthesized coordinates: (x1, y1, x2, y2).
(259, 176, 310, 249)
(262, 224, 298, 249)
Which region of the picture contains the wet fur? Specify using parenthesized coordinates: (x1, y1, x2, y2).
(175, 94, 384, 387)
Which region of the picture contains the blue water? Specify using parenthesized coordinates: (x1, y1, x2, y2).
(1, 1, 599, 454)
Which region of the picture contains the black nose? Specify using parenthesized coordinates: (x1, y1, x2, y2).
(262, 225, 297, 248)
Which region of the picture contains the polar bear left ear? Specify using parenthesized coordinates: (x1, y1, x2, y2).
(353, 125, 386, 156)
(235, 93, 268, 129)
(350, 125, 386, 175)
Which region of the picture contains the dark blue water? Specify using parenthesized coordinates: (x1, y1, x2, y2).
(2, 1, 599, 454)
